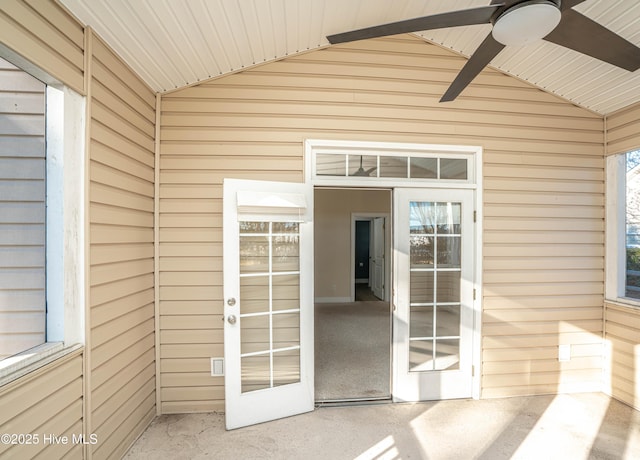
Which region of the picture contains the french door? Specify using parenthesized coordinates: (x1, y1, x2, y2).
(223, 179, 314, 429)
(223, 180, 476, 429)
(393, 188, 475, 401)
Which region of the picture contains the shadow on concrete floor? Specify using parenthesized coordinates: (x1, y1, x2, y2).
(124, 393, 640, 460)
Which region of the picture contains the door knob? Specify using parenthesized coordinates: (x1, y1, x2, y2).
(227, 315, 237, 325)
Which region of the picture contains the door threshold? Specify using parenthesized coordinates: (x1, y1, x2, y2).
(315, 396, 392, 408)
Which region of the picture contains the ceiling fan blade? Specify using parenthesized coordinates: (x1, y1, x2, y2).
(327, 5, 503, 44)
(544, 9, 640, 72)
(440, 33, 505, 102)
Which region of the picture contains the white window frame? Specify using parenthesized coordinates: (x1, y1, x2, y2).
(305, 139, 478, 188)
(605, 153, 640, 308)
(46, 85, 86, 345)
(0, 50, 86, 385)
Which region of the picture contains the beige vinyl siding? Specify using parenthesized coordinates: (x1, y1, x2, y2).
(0, 349, 83, 459)
(0, 4, 87, 459)
(482, 153, 605, 397)
(604, 302, 640, 410)
(0, 0, 84, 94)
(159, 34, 605, 411)
(0, 57, 46, 359)
(604, 103, 640, 411)
(1, 3, 159, 458)
(606, 102, 640, 156)
(88, 33, 156, 459)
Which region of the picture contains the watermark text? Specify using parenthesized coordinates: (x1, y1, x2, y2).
(1, 433, 98, 446)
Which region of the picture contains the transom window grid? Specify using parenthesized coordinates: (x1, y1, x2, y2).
(238, 221, 301, 393)
(408, 202, 462, 372)
(313, 151, 469, 183)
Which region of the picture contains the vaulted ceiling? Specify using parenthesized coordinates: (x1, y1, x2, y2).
(60, 0, 640, 115)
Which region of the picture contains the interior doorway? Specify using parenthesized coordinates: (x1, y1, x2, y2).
(353, 215, 386, 302)
(314, 188, 392, 402)
(354, 220, 372, 297)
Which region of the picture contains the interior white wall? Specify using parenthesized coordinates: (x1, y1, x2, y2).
(314, 189, 391, 302)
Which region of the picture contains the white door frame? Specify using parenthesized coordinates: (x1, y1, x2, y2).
(351, 212, 390, 302)
(306, 139, 483, 400)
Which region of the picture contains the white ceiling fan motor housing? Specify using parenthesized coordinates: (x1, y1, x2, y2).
(492, 0, 562, 47)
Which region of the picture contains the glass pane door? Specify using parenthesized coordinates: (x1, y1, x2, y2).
(239, 221, 301, 393)
(409, 202, 462, 372)
(224, 179, 313, 430)
(393, 188, 475, 402)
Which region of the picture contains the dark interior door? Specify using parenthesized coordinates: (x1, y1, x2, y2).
(355, 220, 370, 280)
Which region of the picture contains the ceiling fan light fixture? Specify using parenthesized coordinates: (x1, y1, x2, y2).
(492, 1, 561, 47)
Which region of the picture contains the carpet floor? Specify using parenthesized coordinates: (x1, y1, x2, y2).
(314, 293, 391, 401)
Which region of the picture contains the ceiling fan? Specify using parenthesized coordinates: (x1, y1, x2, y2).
(327, 0, 640, 102)
(352, 156, 377, 176)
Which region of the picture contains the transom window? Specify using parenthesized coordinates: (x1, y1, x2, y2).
(314, 152, 468, 181)
(306, 140, 478, 187)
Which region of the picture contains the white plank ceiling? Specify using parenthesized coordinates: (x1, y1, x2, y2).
(60, 0, 640, 115)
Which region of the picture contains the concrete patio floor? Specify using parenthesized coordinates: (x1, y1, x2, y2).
(124, 393, 640, 460)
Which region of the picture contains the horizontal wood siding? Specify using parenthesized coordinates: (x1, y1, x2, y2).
(482, 130, 605, 395)
(89, 34, 156, 459)
(160, 35, 605, 410)
(0, 350, 83, 459)
(604, 303, 640, 410)
(0, 57, 46, 359)
(0, 0, 84, 93)
(0, 4, 87, 458)
(1, 3, 161, 458)
(604, 102, 639, 410)
(606, 102, 640, 156)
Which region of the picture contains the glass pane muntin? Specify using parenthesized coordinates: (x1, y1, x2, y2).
(314, 152, 469, 182)
(238, 221, 302, 393)
(408, 201, 462, 372)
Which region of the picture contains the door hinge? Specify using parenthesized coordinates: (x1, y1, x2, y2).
(472, 365, 476, 377)
(473, 288, 476, 300)
(473, 210, 477, 223)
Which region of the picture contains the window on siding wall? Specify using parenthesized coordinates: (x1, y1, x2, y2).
(606, 150, 640, 304)
(0, 55, 85, 378)
(626, 151, 640, 299)
(0, 59, 46, 360)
